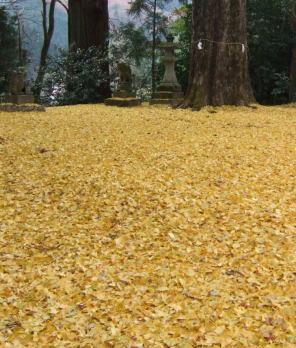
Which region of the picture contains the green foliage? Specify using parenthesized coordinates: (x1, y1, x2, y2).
(40, 47, 108, 106)
(110, 21, 150, 66)
(0, 6, 19, 93)
(129, 0, 173, 17)
(247, 0, 295, 104)
(128, 0, 173, 44)
(171, 3, 192, 93)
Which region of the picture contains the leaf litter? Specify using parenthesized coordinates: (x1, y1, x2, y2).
(0, 103, 295, 347)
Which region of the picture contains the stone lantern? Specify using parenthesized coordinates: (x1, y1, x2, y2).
(150, 34, 183, 106)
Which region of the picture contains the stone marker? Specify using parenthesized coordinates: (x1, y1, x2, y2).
(150, 34, 184, 106)
(5, 67, 34, 105)
(104, 63, 141, 107)
(0, 67, 45, 111)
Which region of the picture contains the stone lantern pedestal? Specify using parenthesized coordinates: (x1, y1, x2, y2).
(150, 34, 183, 106)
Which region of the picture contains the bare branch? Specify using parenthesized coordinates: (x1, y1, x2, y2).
(57, 0, 68, 13)
(41, 0, 47, 38)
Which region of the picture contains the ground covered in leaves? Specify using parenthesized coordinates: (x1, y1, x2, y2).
(0, 104, 295, 347)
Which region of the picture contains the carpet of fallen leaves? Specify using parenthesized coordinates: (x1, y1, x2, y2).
(0, 103, 296, 347)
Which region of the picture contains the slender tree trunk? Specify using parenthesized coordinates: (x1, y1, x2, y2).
(181, 0, 253, 109)
(34, 0, 56, 103)
(68, 0, 110, 99)
(16, 16, 23, 65)
(151, 0, 157, 92)
(290, 47, 296, 102)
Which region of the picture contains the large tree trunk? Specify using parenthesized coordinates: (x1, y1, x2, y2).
(68, 0, 110, 99)
(181, 0, 253, 109)
(68, 0, 109, 49)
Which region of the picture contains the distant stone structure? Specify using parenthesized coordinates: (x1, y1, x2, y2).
(118, 63, 132, 84)
(113, 63, 134, 98)
(105, 63, 141, 107)
(5, 67, 34, 105)
(150, 34, 183, 106)
(9, 67, 26, 95)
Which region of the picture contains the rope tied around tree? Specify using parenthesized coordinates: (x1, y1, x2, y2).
(195, 38, 247, 53)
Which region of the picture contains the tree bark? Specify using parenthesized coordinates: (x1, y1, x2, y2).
(68, 0, 108, 49)
(68, 0, 110, 99)
(181, 0, 253, 109)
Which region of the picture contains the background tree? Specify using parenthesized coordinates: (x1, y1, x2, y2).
(181, 0, 253, 109)
(128, 0, 173, 92)
(171, 2, 192, 92)
(0, 6, 19, 93)
(68, 0, 110, 99)
(41, 46, 109, 106)
(34, 0, 57, 102)
(290, 1, 296, 102)
(247, 0, 295, 105)
(110, 21, 150, 67)
(2, 0, 67, 93)
(0, 1, 28, 69)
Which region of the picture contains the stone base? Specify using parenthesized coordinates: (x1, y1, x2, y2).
(104, 98, 142, 107)
(152, 91, 183, 99)
(0, 103, 45, 112)
(150, 90, 183, 107)
(113, 91, 136, 98)
(157, 83, 182, 92)
(5, 94, 34, 104)
(150, 99, 183, 107)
